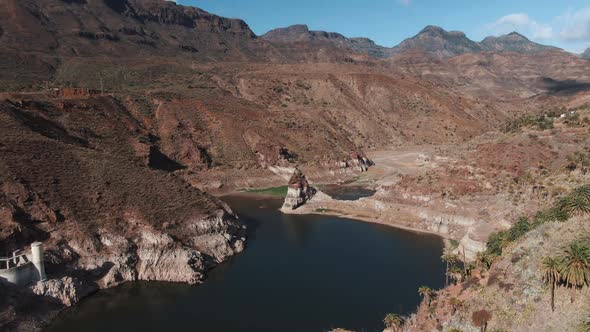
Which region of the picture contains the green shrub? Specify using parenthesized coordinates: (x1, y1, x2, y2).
(532, 207, 569, 225)
(486, 231, 508, 256)
(506, 217, 532, 242)
(502, 113, 555, 133)
(243, 186, 288, 196)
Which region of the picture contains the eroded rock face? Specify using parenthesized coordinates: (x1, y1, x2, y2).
(135, 231, 206, 284)
(60, 209, 246, 287)
(282, 169, 316, 210)
(31, 277, 91, 307)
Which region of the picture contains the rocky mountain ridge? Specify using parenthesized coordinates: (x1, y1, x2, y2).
(391, 25, 482, 58)
(262, 24, 562, 59)
(262, 24, 394, 58)
(480, 31, 557, 53)
(0, 0, 267, 60)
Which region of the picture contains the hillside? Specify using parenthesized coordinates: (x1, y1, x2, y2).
(0, 0, 276, 90)
(0, 93, 247, 330)
(406, 215, 590, 331)
(395, 108, 590, 331)
(389, 49, 590, 99)
(0, 0, 263, 58)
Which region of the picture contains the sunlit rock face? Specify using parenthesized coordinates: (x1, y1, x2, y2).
(282, 168, 316, 210)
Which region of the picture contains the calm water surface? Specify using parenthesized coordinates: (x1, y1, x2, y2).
(47, 195, 444, 332)
(321, 185, 376, 201)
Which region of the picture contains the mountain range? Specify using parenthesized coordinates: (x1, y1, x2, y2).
(0, 0, 579, 64)
(263, 24, 561, 59)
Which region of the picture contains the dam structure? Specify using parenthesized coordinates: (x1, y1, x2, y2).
(0, 242, 47, 286)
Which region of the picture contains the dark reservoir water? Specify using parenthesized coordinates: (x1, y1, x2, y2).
(46, 196, 445, 332)
(321, 185, 376, 201)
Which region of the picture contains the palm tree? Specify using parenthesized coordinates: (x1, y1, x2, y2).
(541, 256, 561, 311)
(557, 186, 590, 217)
(441, 253, 458, 286)
(577, 316, 590, 332)
(449, 265, 463, 285)
(573, 185, 590, 201)
(561, 195, 590, 216)
(418, 286, 433, 307)
(476, 251, 495, 270)
(559, 242, 590, 290)
(383, 313, 404, 332)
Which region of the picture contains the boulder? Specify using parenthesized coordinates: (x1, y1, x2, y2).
(31, 277, 94, 307)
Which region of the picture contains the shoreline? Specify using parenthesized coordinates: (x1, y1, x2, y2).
(313, 210, 450, 239)
(223, 190, 450, 240)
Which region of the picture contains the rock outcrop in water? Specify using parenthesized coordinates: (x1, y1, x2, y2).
(281, 169, 316, 210)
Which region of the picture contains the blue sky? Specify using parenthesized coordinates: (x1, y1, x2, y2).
(178, 0, 590, 53)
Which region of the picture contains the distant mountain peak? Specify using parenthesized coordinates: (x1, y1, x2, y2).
(506, 31, 528, 39)
(419, 25, 446, 34)
(261, 22, 567, 60)
(262, 24, 339, 43)
(480, 32, 557, 54)
(392, 25, 481, 57)
(448, 31, 467, 37)
(583, 48, 590, 59)
(261, 25, 394, 58)
(279, 24, 310, 33)
(417, 26, 465, 37)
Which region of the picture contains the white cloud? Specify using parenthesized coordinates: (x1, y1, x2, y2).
(558, 7, 590, 42)
(485, 6, 590, 51)
(487, 13, 553, 40)
(495, 13, 530, 26)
